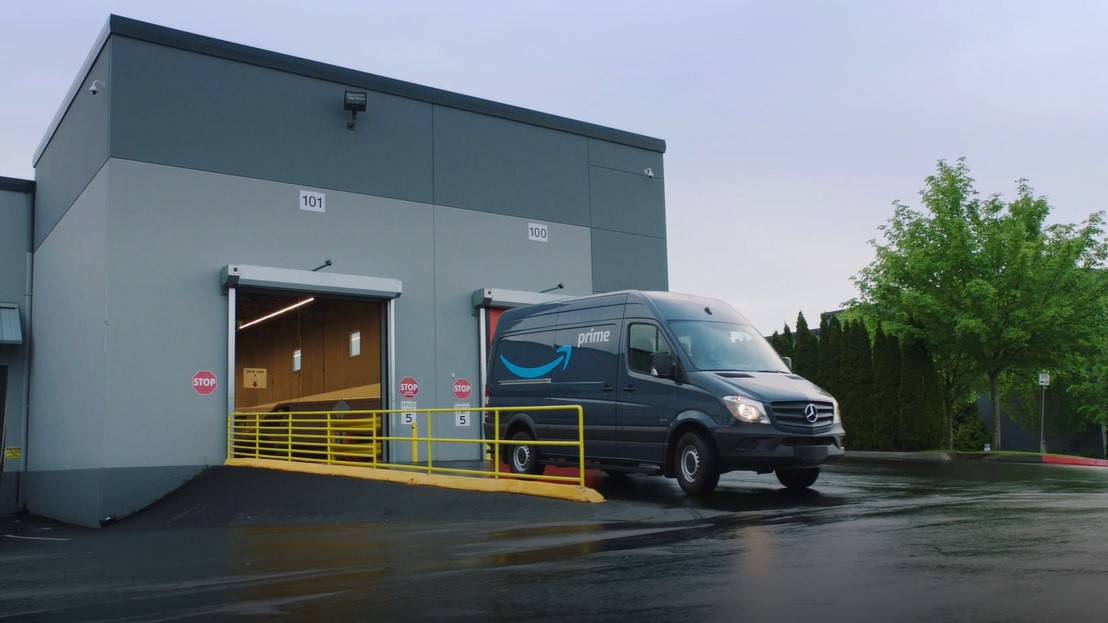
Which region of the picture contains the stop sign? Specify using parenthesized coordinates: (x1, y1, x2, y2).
(452, 378, 472, 400)
(399, 376, 420, 399)
(192, 370, 218, 396)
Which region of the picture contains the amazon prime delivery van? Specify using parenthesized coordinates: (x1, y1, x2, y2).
(484, 291, 845, 494)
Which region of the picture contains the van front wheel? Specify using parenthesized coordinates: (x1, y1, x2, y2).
(508, 430, 544, 475)
(674, 432, 720, 495)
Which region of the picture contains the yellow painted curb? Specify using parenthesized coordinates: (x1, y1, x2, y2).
(225, 458, 605, 504)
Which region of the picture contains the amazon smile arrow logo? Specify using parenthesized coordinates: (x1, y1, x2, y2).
(500, 345, 573, 379)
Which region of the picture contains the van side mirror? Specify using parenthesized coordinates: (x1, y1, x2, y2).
(782, 356, 793, 371)
(651, 351, 676, 379)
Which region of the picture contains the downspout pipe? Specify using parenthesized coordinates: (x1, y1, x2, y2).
(18, 188, 34, 509)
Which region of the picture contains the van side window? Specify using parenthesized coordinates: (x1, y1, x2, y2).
(627, 324, 671, 376)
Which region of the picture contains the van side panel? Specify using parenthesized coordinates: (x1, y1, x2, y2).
(487, 297, 628, 461)
(489, 328, 558, 433)
(542, 312, 624, 459)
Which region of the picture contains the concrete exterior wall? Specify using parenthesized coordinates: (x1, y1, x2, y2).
(110, 37, 434, 204)
(431, 204, 594, 459)
(0, 185, 32, 512)
(25, 21, 666, 525)
(25, 167, 109, 524)
(33, 40, 111, 249)
(432, 106, 591, 225)
(590, 229, 669, 292)
(26, 158, 598, 523)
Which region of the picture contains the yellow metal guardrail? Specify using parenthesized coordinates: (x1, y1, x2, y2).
(226, 405, 586, 487)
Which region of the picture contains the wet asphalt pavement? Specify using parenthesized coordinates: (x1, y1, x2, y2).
(2, 460, 1107, 622)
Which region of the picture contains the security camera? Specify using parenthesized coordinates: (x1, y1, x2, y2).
(643, 167, 655, 178)
(89, 80, 104, 95)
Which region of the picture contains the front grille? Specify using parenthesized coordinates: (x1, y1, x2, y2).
(781, 437, 836, 447)
(769, 401, 835, 431)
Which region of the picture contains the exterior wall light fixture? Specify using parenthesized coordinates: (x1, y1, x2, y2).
(345, 91, 368, 129)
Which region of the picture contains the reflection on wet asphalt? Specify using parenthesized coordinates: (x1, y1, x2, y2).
(2, 460, 1107, 621)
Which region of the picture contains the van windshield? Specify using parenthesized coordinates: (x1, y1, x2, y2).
(668, 321, 788, 372)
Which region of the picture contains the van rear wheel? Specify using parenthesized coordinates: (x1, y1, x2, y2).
(508, 430, 544, 476)
(776, 467, 820, 490)
(674, 432, 720, 495)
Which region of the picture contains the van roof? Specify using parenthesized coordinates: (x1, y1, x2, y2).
(499, 290, 752, 326)
(631, 291, 751, 324)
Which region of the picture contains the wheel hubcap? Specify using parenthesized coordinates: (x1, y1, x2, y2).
(514, 445, 531, 471)
(680, 446, 700, 481)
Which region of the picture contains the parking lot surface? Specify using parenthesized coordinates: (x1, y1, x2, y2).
(2, 460, 1107, 621)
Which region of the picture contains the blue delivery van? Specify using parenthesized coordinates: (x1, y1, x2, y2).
(484, 291, 844, 494)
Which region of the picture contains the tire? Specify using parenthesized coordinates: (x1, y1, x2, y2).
(508, 430, 544, 475)
(776, 467, 820, 490)
(673, 432, 720, 495)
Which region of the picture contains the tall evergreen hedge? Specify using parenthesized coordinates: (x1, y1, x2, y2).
(768, 312, 947, 451)
(871, 325, 902, 450)
(793, 313, 819, 381)
(840, 321, 876, 449)
(897, 339, 946, 450)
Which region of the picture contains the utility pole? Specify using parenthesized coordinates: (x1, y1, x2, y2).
(1038, 371, 1050, 454)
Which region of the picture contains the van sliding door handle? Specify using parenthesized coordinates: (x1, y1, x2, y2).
(622, 384, 637, 393)
(601, 384, 615, 392)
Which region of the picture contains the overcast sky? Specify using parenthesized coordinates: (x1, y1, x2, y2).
(4, 1, 1106, 331)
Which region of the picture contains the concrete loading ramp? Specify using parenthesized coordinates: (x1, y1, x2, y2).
(121, 466, 605, 529)
(226, 457, 604, 503)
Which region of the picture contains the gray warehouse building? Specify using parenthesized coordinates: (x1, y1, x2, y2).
(0, 16, 667, 526)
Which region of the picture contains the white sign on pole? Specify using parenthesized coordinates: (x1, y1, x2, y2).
(1038, 372, 1050, 387)
(299, 189, 326, 213)
(527, 222, 549, 242)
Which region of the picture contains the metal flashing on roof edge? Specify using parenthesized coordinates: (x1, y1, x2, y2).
(0, 177, 35, 194)
(221, 264, 401, 299)
(35, 15, 666, 166)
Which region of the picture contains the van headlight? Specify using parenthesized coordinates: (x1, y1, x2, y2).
(832, 398, 841, 423)
(722, 396, 769, 424)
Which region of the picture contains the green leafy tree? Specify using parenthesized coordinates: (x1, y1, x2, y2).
(898, 339, 946, 450)
(840, 321, 876, 449)
(793, 312, 819, 381)
(854, 159, 1108, 449)
(871, 325, 902, 449)
(1065, 279, 1108, 456)
(998, 367, 1093, 453)
(931, 351, 977, 450)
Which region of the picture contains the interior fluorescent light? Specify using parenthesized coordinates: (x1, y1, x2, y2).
(238, 297, 315, 330)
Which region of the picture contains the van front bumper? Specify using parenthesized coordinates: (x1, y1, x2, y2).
(711, 428, 845, 471)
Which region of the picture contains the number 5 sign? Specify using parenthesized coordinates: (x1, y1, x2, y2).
(400, 400, 417, 426)
(455, 403, 471, 427)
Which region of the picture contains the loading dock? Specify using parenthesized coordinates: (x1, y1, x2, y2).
(2, 15, 667, 526)
(223, 264, 401, 461)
